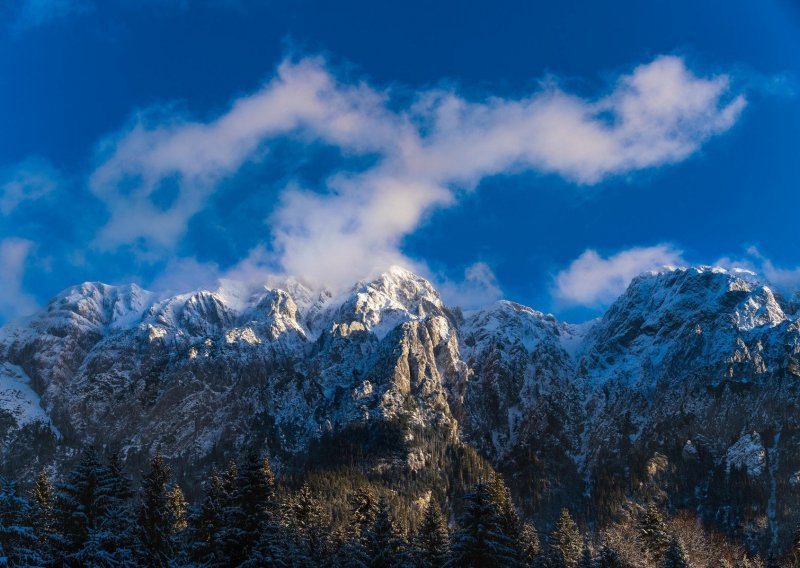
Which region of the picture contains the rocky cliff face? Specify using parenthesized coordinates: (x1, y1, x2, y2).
(2, 265, 800, 547)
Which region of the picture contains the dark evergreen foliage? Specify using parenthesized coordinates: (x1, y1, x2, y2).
(549, 508, 583, 568)
(416, 499, 450, 568)
(0, 447, 772, 567)
(639, 504, 672, 564)
(0, 478, 42, 567)
(662, 536, 691, 568)
(135, 454, 181, 567)
(447, 481, 517, 567)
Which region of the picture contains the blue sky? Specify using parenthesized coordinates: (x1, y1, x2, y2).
(1, 0, 799, 323)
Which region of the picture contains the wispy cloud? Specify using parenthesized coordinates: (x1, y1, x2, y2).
(0, 158, 59, 215)
(716, 246, 800, 295)
(554, 244, 686, 307)
(88, 54, 745, 292)
(0, 238, 38, 321)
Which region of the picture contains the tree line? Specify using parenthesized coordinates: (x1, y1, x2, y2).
(0, 446, 790, 567)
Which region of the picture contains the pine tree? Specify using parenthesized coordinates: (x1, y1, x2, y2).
(243, 510, 291, 568)
(221, 452, 276, 564)
(638, 504, 670, 564)
(518, 522, 541, 566)
(29, 469, 58, 565)
(135, 454, 179, 567)
(0, 478, 42, 567)
(338, 488, 380, 568)
(93, 452, 137, 567)
(416, 499, 450, 568)
(365, 497, 405, 567)
(55, 445, 113, 564)
(447, 481, 517, 568)
(662, 537, 691, 568)
(286, 482, 327, 564)
(488, 473, 522, 540)
(549, 509, 583, 568)
(578, 547, 593, 568)
(188, 470, 227, 566)
(596, 544, 626, 568)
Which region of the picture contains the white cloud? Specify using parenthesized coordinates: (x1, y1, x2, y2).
(0, 158, 59, 215)
(88, 55, 745, 291)
(716, 246, 800, 294)
(436, 262, 504, 310)
(0, 238, 38, 322)
(554, 244, 686, 307)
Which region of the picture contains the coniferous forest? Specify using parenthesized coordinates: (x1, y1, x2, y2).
(0, 445, 787, 568)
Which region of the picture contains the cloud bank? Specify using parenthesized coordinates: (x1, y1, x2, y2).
(88, 54, 745, 295)
(554, 244, 686, 307)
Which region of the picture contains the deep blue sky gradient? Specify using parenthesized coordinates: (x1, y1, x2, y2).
(1, 0, 799, 321)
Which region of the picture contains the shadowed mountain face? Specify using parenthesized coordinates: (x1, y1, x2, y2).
(2, 265, 800, 547)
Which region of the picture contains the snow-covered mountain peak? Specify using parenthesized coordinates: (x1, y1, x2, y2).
(27, 281, 157, 334)
(579, 265, 795, 387)
(321, 266, 446, 339)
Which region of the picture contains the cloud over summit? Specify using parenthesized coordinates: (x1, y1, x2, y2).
(86, 54, 745, 296)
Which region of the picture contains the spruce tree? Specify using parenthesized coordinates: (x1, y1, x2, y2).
(94, 452, 137, 567)
(0, 478, 42, 567)
(662, 537, 691, 568)
(549, 509, 583, 568)
(243, 515, 291, 568)
(518, 522, 541, 566)
(578, 547, 593, 568)
(488, 473, 522, 540)
(29, 469, 58, 565)
(286, 482, 327, 564)
(448, 481, 517, 568)
(365, 497, 405, 567)
(339, 488, 379, 567)
(221, 452, 276, 564)
(55, 445, 114, 564)
(638, 504, 670, 564)
(416, 499, 450, 568)
(597, 544, 626, 568)
(188, 471, 227, 566)
(135, 454, 179, 567)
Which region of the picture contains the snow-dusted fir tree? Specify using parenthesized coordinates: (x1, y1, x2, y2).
(638, 504, 671, 564)
(0, 478, 42, 567)
(549, 509, 583, 568)
(337, 487, 379, 567)
(242, 509, 290, 568)
(448, 481, 517, 567)
(518, 522, 541, 566)
(135, 454, 180, 566)
(416, 499, 450, 568)
(662, 536, 691, 568)
(187, 470, 227, 565)
(596, 544, 626, 568)
(54, 446, 112, 563)
(286, 482, 327, 563)
(92, 452, 137, 566)
(29, 469, 58, 565)
(365, 497, 406, 567)
(220, 453, 276, 564)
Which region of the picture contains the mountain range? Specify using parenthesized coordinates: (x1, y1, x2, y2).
(2, 265, 799, 551)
